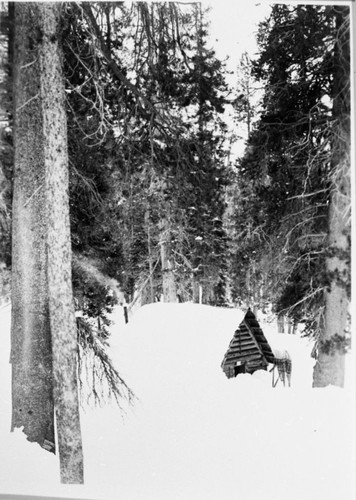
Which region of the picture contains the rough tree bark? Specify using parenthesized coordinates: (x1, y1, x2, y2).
(37, 3, 84, 482)
(11, 2, 84, 483)
(313, 7, 350, 387)
(11, 2, 55, 453)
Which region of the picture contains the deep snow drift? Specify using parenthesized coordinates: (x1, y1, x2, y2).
(0, 302, 354, 500)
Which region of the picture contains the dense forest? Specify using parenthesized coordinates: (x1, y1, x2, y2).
(0, 2, 351, 484)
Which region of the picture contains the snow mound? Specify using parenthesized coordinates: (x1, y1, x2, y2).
(0, 302, 354, 500)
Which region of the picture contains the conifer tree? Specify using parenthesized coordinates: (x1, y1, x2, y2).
(68, 2, 230, 306)
(231, 5, 350, 385)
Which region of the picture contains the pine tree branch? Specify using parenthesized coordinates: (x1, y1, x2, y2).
(16, 93, 39, 112)
(77, 316, 135, 408)
(278, 287, 324, 316)
(287, 188, 329, 200)
(80, 3, 153, 114)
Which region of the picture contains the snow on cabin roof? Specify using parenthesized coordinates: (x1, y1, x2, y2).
(221, 309, 276, 379)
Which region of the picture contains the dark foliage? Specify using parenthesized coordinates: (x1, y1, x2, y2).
(230, 5, 349, 334)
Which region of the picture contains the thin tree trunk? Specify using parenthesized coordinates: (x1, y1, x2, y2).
(11, 2, 55, 452)
(145, 208, 155, 303)
(192, 276, 199, 303)
(246, 266, 251, 305)
(159, 217, 177, 302)
(37, 3, 84, 482)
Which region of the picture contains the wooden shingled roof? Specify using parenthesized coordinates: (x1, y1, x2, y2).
(221, 309, 276, 379)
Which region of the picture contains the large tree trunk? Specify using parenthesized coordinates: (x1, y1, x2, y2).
(37, 3, 84, 483)
(11, 3, 84, 483)
(11, 2, 55, 452)
(313, 7, 350, 387)
(313, 160, 350, 387)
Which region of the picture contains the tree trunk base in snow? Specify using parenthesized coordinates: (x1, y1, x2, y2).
(313, 352, 345, 387)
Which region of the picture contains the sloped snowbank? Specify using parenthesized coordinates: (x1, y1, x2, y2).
(0, 302, 354, 500)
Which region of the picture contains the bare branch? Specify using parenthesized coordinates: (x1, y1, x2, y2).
(80, 3, 153, 113)
(77, 317, 135, 409)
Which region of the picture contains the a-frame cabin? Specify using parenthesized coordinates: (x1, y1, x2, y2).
(221, 309, 275, 378)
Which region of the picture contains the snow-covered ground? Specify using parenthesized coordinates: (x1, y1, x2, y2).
(0, 302, 354, 500)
